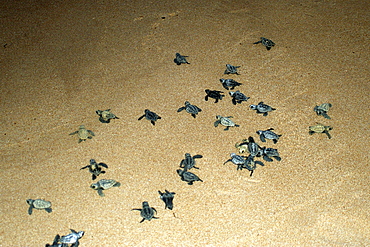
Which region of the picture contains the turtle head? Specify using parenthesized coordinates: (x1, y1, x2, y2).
(250, 105, 256, 110)
(216, 115, 221, 119)
(229, 91, 235, 96)
(184, 101, 190, 105)
(26, 199, 34, 205)
(142, 201, 149, 207)
(89, 159, 96, 165)
(230, 153, 237, 157)
(79, 125, 85, 129)
(77, 231, 84, 238)
(90, 183, 99, 190)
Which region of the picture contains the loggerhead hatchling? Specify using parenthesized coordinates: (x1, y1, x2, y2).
(69, 125, 95, 143)
(96, 109, 119, 123)
(256, 128, 282, 144)
(180, 153, 203, 170)
(229, 90, 250, 105)
(220, 78, 242, 90)
(223, 153, 247, 170)
(250, 102, 276, 116)
(158, 190, 176, 210)
(205, 89, 225, 103)
(26, 199, 52, 215)
(235, 136, 261, 156)
(224, 64, 241, 75)
(214, 115, 239, 130)
(90, 179, 121, 197)
(309, 123, 333, 139)
(314, 103, 332, 119)
(59, 229, 84, 247)
(177, 101, 202, 118)
(253, 37, 275, 50)
(177, 169, 203, 185)
(174, 53, 190, 65)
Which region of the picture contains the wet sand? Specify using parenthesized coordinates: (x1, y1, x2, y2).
(1, 0, 369, 246)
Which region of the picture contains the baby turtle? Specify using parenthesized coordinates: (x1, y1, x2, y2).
(309, 123, 333, 139)
(60, 229, 84, 247)
(223, 153, 247, 170)
(95, 109, 119, 123)
(224, 64, 241, 75)
(258, 147, 281, 162)
(314, 103, 332, 119)
(177, 169, 203, 185)
(45, 234, 64, 247)
(138, 109, 162, 125)
(250, 102, 276, 116)
(80, 159, 108, 180)
(229, 90, 250, 105)
(235, 136, 261, 156)
(174, 53, 190, 65)
(256, 128, 282, 144)
(214, 115, 239, 130)
(253, 37, 275, 50)
(177, 101, 202, 118)
(220, 78, 242, 90)
(90, 179, 121, 197)
(180, 153, 203, 170)
(69, 125, 95, 143)
(205, 89, 225, 103)
(26, 199, 52, 215)
(242, 155, 265, 176)
(158, 190, 176, 210)
(132, 201, 158, 223)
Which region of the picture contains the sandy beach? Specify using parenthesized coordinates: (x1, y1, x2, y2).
(1, 0, 369, 246)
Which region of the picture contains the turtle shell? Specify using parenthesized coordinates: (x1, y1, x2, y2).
(261, 130, 280, 139)
(31, 199, 51, 209)
(309, 124, 326, 133)
(230, 153, 246, 164)
(96, 179, 120, 190)
(77, 126, 90, 139)
(220, 117, 235, 127)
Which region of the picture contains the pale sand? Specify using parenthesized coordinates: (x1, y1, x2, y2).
(1, 0, 369, 246)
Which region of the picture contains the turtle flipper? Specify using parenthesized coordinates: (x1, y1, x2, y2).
(191, 114, 196, 118)
(45, 207, 52, 213)
(177, 107, 185, 112)
(99, 162, 108, 168)
(263, 155, 273, 162)
(69, 131, 78, 135)
(97, 189, 105, 197)
(140, 218, 146, 223)
(28, 205, 34, 215)
(259, 135, 266, 142)
(273, 156, 282, 161)
(263, 112, 268, 116)
(214, 120, 220, 127)
(324, 130, 332, 139)
(138, 114, 145, 121)
(150, 120, 156, 125)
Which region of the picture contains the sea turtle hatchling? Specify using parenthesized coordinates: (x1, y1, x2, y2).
(229, 90, 250, 105)
(90, 179, 121, 197)
(309, 123, 333, 139)
(158, 190, 176, 210)
(258, 147, 281, 162)
(177, 169, 203, 185)
(253, 37, 275, 50)
(220, 78, 242, 90)
(224, 64, 241, 75)
(59, 229, 84, 247)
(80, 159, 108, 180)
(177, 101, 202, 118)
(205, 89, 225, 103)
(314, 103, 332, 119)
(174, 53, 190, 65)
(214, 115, 239, 130)
(250, 102, 276, 116)
(26, 199, 52, 215)
(180, 153, 203, 170)
(223, 153, 247, 170)
(138, 109, 162, 125)
(69, 125, 95, 143)
(242, 155, 265, 176)
(256, 128, 282, 144)
(95, 109, 119, 123)
(132, 201, 159, 223)
(235, 136, 262, 156)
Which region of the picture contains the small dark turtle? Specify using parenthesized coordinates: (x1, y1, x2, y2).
(214, 115, 239, 130)
(90, 179, 121, 197)
(158, 190, 176, 210)
(95, 109, 119, 123)
(253, 37, 275, 50)
(250, 102, 276, 116)
(256, 128, 282, 144)
(180, 153, 203, 170)
(235, 136, 262, 156)
(177, 101, 202, 118)
(309, 123, 333, 139)
(80, 159, 108, 180)
(224, 64, 241, 75)
(258, 147, 281, 162)
(314, 103, 332, 119)
(45, 234, 66, 247)
(219, 78, 242, 90)
(229, 90, 250, 105)
(27, 199, 52, 215)
(69, 125, 95, 143)
(132, 201, 158, 223)
(60, 229, 84, 247)
(223, 153, 246, 170)
(205, 89, 225, 103)
(138, 109, 162, 125)
(242, 155, 265, 176)
(174, 53, 190, 65)
(177, 169, 203, 185)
